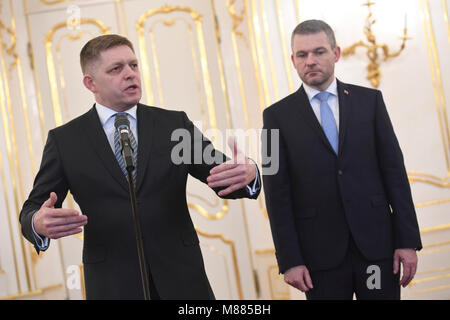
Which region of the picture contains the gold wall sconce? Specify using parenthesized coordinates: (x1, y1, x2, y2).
(342, 1, 411, 88)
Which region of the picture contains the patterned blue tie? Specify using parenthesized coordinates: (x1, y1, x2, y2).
(113, 113, 138, 184)
(315, 91, 338, 154)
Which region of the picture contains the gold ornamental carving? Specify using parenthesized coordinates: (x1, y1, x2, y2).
(342, 1, 410, 88)
(0, 20, 18, 72)
(226, 0, 246, 42)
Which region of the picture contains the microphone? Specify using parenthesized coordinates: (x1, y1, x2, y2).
(114, 113, 135, 172)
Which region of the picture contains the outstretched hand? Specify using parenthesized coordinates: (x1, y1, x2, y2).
(33, 192, 87, 239)
(207, 137, 256, 197)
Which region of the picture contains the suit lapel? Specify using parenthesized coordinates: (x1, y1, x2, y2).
(84, 105, 129, 192)
(135, 103, 156, 192)
(336, 79, 352, 157)
(295, 86, 337, 155)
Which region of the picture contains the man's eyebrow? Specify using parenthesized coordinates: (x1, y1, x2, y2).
(295, 46, 327, 54)
(105, 61, 123, 68)
(104, 58, 138, 70)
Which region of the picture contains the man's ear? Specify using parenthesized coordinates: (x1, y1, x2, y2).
(83, 74, 96, 93)
(334, 46, 341, 63)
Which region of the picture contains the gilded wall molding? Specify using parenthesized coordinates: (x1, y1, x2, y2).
(45, 18, 109, 127)
(0, 0, 38, 293)
(195, 226, 244, 299)
(136, 5, 229, 220)
(40, 0, 69, 4)
(406, 0, 450, 212)
(226, 0, 246, 42)
(200, 242, 234, 298)
(0, 283, 62, 300)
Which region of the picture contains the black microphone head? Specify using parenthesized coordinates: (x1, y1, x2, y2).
(114, 113, 130, 130)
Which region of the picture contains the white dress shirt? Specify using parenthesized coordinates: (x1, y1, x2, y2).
(95, 103, 138, 152)
(303, 78, 340, 131)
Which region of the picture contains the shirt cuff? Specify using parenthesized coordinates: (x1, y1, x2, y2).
(246, 160, 261, 196)
(31, 210, 50, 251)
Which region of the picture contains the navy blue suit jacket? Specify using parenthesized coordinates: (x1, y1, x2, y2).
(262, 80, 422, 273)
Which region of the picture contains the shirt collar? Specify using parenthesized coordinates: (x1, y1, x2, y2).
(303, 77, 338, 102)
(95, 102, 137, 126)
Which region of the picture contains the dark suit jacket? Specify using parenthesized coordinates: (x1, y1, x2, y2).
(262, 80, 422, 274)
(20, 103, 260, 299)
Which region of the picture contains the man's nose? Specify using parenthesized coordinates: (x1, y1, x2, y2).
(123, 65, 137, 79)
(305, 53, 316, 66)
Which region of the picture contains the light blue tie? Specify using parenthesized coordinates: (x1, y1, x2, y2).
(315, 91, 338, 154)
(113, 113, 138, 184)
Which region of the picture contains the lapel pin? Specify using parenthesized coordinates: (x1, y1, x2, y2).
(344, 90, 349, 95)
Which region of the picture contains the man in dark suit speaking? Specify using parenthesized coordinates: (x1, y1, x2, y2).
(20, 34, 260, 300)
(262, 20, 421, 299)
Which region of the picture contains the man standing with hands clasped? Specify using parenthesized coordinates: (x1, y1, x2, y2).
(262, 20, 421, 300)
(20, 34, 260, 300)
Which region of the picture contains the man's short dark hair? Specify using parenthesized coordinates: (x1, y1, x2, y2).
(291, 20, 336, 49)
(80, 34, 134, 74)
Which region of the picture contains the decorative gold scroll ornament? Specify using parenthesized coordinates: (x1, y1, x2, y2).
(342, 1, 410, 88)
(226, 0, 246, 42)
(0, 20, 18, 72)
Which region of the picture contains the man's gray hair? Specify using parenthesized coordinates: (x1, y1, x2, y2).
(291, 20, 336, 49)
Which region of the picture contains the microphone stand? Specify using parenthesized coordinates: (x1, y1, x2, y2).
(116, 114, 150, 300)
(124, 157, 151, 300)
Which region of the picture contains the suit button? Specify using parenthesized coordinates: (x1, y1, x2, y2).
(338, 170, 343, 176)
